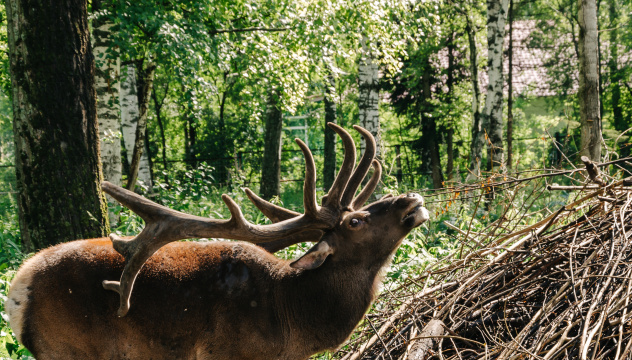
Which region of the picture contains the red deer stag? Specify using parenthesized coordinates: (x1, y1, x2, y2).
(6, 124, 429, 360)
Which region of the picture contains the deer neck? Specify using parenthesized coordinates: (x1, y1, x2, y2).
(282, 258, 388, 352)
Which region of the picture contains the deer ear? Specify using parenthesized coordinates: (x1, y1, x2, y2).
(290, 241, 334, 270)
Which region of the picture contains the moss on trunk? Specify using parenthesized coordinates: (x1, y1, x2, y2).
(7, 0, 108, 251)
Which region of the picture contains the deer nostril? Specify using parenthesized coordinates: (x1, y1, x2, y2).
(406, 193, 424, 205)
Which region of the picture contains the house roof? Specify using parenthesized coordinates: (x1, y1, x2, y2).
(436, 20, 579, 97)
(501, 19, 571, 97)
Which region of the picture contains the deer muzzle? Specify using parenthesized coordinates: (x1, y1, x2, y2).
(401, 193, 429, 228)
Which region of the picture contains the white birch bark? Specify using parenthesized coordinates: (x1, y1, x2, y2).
(481, 0, 510, 173)
(93, 22, 121, 187)
(120, 65, 152, 188)
(358, 39, 381, 158)
(578, 0, 601, 160)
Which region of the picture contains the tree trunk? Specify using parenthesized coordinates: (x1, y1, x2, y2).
(323, 72, 337, 192)
(608, 0, 624, 132)
(7, 0, 108, 251)
(125, 62, 155, 191)
(358, 39, 381, 158)
(92, 0, 121, 224)
(151, 83, 169, 182)
(446, 129, 454, 180)
(186, 106, 197, 168)
(121, 65, 138, 173)
(92, 0, 121, 188)
(466, 19, 484, 181)
(597, 0, 604, 122)
(578, 0, 602, 161)
(483, 0, 509, 173)
(446, 32, 456, 180)
(218, 75, 229, 185)
(395, 145, 403, 184)
(260, 90, 283, 200)
(507, 0, 514, 171)
(121, 64, 152, 190)
(422, 60, 443, 189)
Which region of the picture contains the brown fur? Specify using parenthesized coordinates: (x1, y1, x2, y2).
(7, 194, 427, 360)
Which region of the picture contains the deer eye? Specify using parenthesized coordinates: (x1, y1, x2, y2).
(350, 218, 363, 227)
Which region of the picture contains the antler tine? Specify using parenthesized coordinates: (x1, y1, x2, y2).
(352, 160, 382, 209)
(246, 123, 356, 223)
(243, 188, 300, 223)
(340, 126, 376, 208)
(243, 138, 318, 222)
(324, 123, 356, 209)
(295, 138, 319, 217)
(258, 229, 324, 253)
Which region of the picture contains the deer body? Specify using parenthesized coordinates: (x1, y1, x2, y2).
(8, 237, 391, 359)
(7, 125, 430, 359)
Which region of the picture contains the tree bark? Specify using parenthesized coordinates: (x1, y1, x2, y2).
(578, 0, 602, 161)
(151, 82, 169, 181)
(125, 62, 155, 191)
(407, 319, 446, 360)
(422, 59, 443, 189)
(358, 39, 381, 158)
(466, 19, 484, 181)
(7, 0, 108, 251)
(597, 0, 604, 122)
(260, 90, 283, 200)
(93, 0, 121, 224)
(323, 72, 337, 192)
(608, 0, 624, 132)
(121, 64, 152, 190)
(446, 129, 454, 180)
(483, 0, 509, 173)
(185, 103, 197, 168)
(507, 0, 514, 171)
(395, 145, 403, 184)
(217, 72, 230, 185)
(446, 32, 456, 180)
(92, 0, 121, 188)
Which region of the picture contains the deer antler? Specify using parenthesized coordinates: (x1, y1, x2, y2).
(102, 124, 361, 316)
(250, 124, 382, 253)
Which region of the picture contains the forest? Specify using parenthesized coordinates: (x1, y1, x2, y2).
(1, 0, 632, 358)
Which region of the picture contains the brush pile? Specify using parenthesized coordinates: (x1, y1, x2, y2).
(335, 164, 632, 359)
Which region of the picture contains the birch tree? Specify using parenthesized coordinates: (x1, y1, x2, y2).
(126, 61, 155, 191)
(506, 0, 514, 171)
(482, 0, 509, 172)
(578, 0, 601, 160)
(6, 0, 108, 250)
(120, 64, 153, 190)
(93, 0, 122, 188)
(358, 41, 381, 157)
